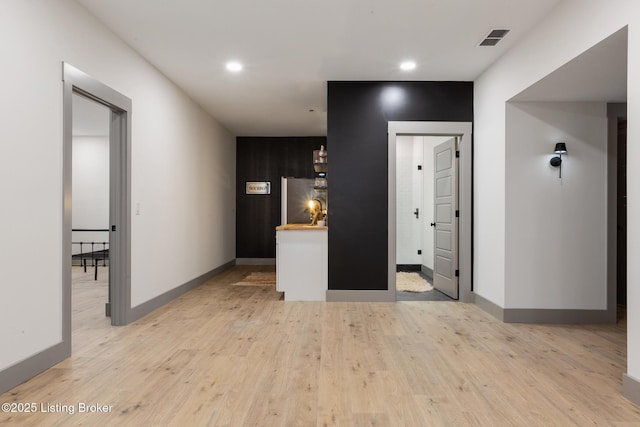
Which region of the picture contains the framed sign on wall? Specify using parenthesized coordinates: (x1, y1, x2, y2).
(245, 181, 271, 195)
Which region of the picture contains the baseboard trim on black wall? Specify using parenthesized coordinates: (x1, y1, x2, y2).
(326, 290, 395, 302)
(236, 258, 276, 265)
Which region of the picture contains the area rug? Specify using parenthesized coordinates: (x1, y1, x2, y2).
(396, 272, 434, 292)
(233, 272, 276, 286)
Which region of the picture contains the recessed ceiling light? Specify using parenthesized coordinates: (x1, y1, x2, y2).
(226, 61, 243, 72)
(400, 61, 416, 71)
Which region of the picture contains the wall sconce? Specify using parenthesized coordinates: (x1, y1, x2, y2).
(550, 142, 567, 178)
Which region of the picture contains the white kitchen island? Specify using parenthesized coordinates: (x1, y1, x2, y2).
(275, 224, 327, 301)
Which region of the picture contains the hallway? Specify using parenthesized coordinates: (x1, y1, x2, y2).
(1, 266, 637, 425)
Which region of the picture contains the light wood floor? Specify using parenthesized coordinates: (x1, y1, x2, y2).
(2, 266, 639, 426)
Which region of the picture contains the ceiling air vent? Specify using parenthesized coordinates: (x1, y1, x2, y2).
(479, 29, 510, 46)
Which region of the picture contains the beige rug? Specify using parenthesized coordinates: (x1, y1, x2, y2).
(233, 272, 276, 286)
(396, 272, 434, 292)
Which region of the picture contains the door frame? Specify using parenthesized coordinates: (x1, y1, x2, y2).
(62, 63, 132, 334)
(388, 121, 473, 302)
(607, 103, 627, 318)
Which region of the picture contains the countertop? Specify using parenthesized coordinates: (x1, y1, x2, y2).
(276, 224, 328, 231)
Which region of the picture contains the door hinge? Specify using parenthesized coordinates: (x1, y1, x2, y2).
(456, 150, 460, 158)
(455, 269, 459, 277)
(455, 210, 459, 218)
(111, 225, 116, 231)
(417, 249, 422, 255)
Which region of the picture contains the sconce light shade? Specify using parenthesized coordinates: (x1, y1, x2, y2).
(554, 142, 567, 154)
(550, 142, 567, 178)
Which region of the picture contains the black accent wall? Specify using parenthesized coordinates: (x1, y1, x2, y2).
(236, 137, 327, 258)
(327, 81, 473, 291)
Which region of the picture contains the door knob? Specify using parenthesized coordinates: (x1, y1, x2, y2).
(414, 208, 419, 219)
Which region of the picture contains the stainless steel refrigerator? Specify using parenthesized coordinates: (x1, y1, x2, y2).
(281, 177, 322, 224)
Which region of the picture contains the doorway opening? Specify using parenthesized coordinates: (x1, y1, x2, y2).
(388, 122, 473, 303)
(62, 63, 132, 359)
(395, 135, 458, 302)
(71, 94, 111, 336)
(617, 117, 627, 319)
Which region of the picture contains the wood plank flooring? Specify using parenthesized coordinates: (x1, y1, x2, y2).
(1, 265, 639, 426)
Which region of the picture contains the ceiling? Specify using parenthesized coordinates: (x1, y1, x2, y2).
(511, 26, 628, 103)
(74, 0, 563, 136)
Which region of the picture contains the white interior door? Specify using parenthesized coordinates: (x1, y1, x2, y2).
(433, 138, 458, 299)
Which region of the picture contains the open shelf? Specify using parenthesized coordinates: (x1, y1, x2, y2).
(313, 163, 327, 173)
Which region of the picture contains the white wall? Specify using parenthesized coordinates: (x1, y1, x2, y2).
(396, 136, 420, 264)
(0, 0, 235, 371)
(505, 102, 607, 309)
(474, 0, 640, 378)
(72, 136, 110, 254)
(474, 1, 637, 308)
